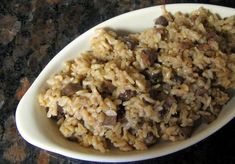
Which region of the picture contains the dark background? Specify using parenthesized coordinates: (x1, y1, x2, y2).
(0, 0, 234, 163)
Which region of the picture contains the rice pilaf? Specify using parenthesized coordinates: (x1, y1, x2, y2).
(38, 7, 235, 152)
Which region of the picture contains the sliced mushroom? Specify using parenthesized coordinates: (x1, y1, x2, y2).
(67, 136, 78, 142)
(101, 80, 116, 97)
(57, 104, 64, 119)
(149, 73, 163, 85)
(149, 88, 168, 101)
(141, 69, 150, 80)
(179, 126, 193, 138)
(145, 132, 157, 146)
(105, 138, 115, 149)
(159, 108, 167, 117)
(128, 128, 137, 136)
(173, 73, 184, 84)
(102, 115, 117, 126)
(61, 83, 82, 96)
(201, 114, 216, 124)
(163, 95, 176, 109)
(117, 105, 126, 123)
(51, 104, 64, 121)
(119, 90, 137, 101)
(140, 50, 157, 66)
(141, 70, 163, 85)
(121, 36, 138, 50)
(153, 102, 164, 117)
(212, 104, 222, 114)
(155, 16, 168, 26)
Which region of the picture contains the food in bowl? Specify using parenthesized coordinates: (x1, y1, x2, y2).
(38, 7, 235, 152)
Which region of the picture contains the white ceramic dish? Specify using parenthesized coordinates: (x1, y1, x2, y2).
(16, 3, 235, 163)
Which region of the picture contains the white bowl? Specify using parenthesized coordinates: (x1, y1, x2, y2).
(16, 3, 235, 162)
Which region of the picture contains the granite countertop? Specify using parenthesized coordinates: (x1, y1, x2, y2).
(0, 0, 234, 163)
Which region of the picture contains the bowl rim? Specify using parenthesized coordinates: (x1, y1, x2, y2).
(16, 3, 235, 163)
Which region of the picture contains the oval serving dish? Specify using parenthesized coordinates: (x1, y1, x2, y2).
(16, 3, 235, 162)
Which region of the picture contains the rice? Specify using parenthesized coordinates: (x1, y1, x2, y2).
(38, 7, 235, 152)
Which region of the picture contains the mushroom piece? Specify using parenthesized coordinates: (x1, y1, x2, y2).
(155, 16, 169, 26)
(61, 83, 82, 96)
(144, 132, 157, 146)
(102, 115, 117, 126)
(101, 80, 116, 97)
(117, 105, 126, 123)
(149, 88, 168, 101)
(149, 73, 163, 85)
(179, 126, 193, 138)
(51, 104, 64, 121)
(140, 50, 157, 66)
(163, 95, 176, 109)
(119, 90, 137, 101)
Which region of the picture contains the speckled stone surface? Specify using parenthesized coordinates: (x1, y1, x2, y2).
(0, 0, 234, 163)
